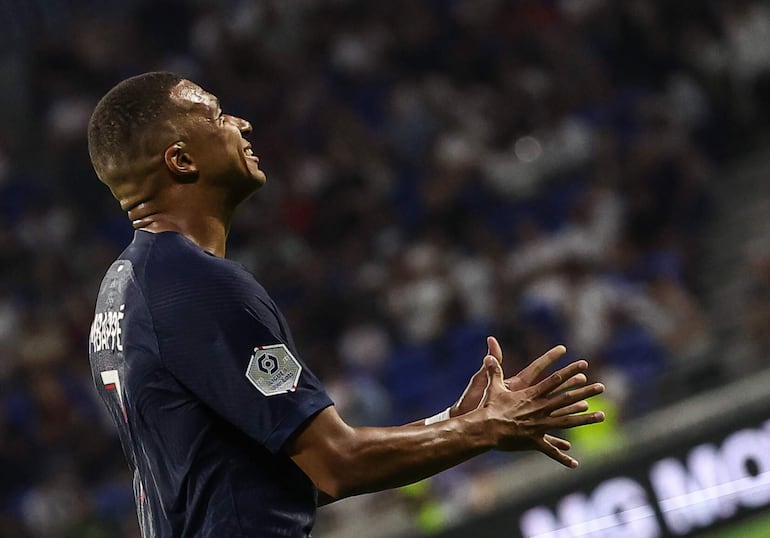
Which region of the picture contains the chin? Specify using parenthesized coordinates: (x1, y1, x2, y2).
(245, 170, 267, 193)
(252, 170, 267, 187)
(245, 161, 266, 184)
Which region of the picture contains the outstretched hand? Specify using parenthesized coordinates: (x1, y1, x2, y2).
(479, 354, 604, 467)
(450, 336, 604, 467)
(452, 337, 585, 416)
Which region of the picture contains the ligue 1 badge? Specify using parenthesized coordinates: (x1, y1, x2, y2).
(245, 343, 302, 396)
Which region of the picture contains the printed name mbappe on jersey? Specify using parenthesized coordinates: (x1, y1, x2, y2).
(90, 304, 125, 353)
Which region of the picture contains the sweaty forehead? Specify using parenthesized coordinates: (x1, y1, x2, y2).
(169, 80, 218, 114)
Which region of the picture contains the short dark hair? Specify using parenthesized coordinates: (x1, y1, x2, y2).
(88, 71, 184, 186)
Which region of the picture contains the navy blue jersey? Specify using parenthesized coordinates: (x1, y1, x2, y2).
(88, 230, 333, 537)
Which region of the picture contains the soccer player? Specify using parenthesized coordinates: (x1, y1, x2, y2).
(87, 72, 605, 537)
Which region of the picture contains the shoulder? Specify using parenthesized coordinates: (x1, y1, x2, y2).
(143, 232, 252, 290)
(139, 232, 278, 322)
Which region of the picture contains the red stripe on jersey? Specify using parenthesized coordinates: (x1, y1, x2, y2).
(105, 383, 116, 390)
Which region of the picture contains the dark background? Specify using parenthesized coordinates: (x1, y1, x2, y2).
(0, 1, 769, 536)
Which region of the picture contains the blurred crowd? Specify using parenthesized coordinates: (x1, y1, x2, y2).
(1, 0, 769, 536)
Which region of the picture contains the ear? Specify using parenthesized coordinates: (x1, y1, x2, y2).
(164, 142, 199, 183)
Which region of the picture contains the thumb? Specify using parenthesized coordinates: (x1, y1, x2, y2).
(485, 355, 505, 386)
(480, 355, 505, 407)
(487, 336, 503, 365)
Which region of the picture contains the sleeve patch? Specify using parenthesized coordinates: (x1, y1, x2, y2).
(245, 344, 302, 397)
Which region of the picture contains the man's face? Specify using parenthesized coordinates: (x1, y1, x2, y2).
(169, 79, 266, 192)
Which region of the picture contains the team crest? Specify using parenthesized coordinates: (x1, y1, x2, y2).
(245, 344, 302, 396)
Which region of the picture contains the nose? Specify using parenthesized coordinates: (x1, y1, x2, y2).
(233, 115, 252, 134)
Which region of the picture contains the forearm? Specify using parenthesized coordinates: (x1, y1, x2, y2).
(343, 416, 491, 496)
(288, 407, 493, 501)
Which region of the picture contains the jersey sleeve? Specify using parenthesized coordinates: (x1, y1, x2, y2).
(145, 242, 333, 454)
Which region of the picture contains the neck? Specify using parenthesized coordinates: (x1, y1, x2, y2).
(127, 193, 233, 258)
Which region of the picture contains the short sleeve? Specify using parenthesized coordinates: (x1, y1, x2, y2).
(145, 240, 333, 453)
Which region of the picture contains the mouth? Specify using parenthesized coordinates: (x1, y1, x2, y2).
(243, 143, 259, 163)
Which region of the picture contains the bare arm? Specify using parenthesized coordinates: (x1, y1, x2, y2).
(287, 405, 492, 502)
(285, 355, 604, 504)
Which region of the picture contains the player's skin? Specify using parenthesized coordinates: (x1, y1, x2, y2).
(109, 78, 605, 505)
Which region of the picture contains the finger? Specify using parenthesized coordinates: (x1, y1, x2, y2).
(545, 383, 604, 414)
(481, 355, 507, 406)
(455, 363, 488, 412)
(550, 400, 589, 417)
(487, 336, 503, 365)
(544, 434, 571, 451)
(549, 373, 587, 396)
(536, 437, 578, 468)
(546, 411, 605, 430)
(509, 353, 582, 393)
(465, 362, 486, 392)
(529, 360, 588, 397)
(516, 345, 568, 385)
(485, 355, 506, 391)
